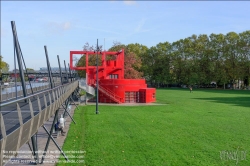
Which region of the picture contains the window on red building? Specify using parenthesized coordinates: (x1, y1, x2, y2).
(152, 93, 155, 99)
(109, 74, 118, 79)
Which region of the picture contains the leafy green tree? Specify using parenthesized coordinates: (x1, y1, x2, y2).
(140, 47, 156, 85)
(126, 43, 148, 61)
(124, 52, 143, 79)
(26, 68, 35, 73)
(224, 32, 240, 88)
(0, 56, 9, 74)
(238, 31, 250, 87)
(153, 42, 172, 87)
(171, 39, 190, 85)
(209, 33, 228, 88)
(109, 42, 143, 79)
(76, 43, 102, 78)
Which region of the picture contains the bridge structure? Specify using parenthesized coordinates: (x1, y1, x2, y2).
(1, 71, 78, 82)
(0, 21, 81, 166)
(0, 81, 79, 166)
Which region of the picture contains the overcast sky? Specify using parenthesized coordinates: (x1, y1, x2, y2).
(1, 1, 250, 71)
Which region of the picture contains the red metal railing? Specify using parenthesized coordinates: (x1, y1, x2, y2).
(98, 84, 122, 104)
(88, 77, 122, 103)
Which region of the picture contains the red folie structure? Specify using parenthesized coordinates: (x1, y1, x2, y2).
(70, 49, 156, 103)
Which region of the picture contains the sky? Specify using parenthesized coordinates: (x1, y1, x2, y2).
(1, 1, 250, 71)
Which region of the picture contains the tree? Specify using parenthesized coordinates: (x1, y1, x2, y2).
(126, 43, 148, 60)
(83, 42, 94, 51)
(0, 56, 9, 74)
(171, 39, 188, 85)
(238, 31, 250, 87)
(124, 52, 143, 79)
(195, 34, 213, 85)
(140, 47, 156, 85)
(108, 42, 126, 52)
(26, 68, 35, 73)
(76, 42, 102, 78)
(109, 42, 143, 79)
(209, 33, 229, 89)
(224, 32, 240, 88)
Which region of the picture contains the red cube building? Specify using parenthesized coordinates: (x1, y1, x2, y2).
(70, 49, 156, 103)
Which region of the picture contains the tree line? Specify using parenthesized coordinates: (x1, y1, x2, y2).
(77, 31, 250, 89)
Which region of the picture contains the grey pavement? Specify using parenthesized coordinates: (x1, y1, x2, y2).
(85, 102, 167, 106)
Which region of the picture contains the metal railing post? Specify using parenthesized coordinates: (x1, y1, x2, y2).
(11, 21, 27, 100)
(44, 46, 53, 89)
(64, 60, 69, 83)
(57, 55, 63, 85)
(42, 125, 68, 161)
(40, 109, 59, 164)
(0, 87, 2, 102)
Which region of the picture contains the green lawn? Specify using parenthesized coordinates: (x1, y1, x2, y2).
(58, 89, 250, 166)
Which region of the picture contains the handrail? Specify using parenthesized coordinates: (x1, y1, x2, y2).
(87, 78, 122, 103)
(0, 82, 62, 102)
(99, 85, 120, 100)
(98, 85, 121, 103)
(0, 81, 77, 108)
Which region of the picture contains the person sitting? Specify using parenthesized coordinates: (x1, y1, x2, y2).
(54, 121, 66, 136)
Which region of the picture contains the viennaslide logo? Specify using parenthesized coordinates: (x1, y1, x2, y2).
(220, 147, 247, 165)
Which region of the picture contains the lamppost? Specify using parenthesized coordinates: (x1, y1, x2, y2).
(95, 39, 101, 114)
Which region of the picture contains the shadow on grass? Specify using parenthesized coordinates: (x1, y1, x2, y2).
(194, 96, 250, 108)
(195, 89, 250, 95)
(157, 88, 250, 95)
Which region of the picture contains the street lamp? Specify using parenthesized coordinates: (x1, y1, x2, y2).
(95, 39, 101, 114)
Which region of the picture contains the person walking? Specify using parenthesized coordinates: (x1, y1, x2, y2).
(189, 86, 193, 93)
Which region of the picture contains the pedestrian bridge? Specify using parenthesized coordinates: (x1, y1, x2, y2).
(0, 81, 79, 166)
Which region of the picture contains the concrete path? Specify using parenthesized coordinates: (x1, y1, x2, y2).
(84, 102, 167, 106)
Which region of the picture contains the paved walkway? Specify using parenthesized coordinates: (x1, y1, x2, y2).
(84, 102, 167, 106)
(4, 103, 78, 166)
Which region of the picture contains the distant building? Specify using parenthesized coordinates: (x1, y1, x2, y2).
(12, 69, 19, 73)
(10, 69, 20, 78)
(10, 73, 20, 78)
(39, 67, 69, 73)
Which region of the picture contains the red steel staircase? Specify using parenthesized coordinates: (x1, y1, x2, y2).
(94, 84, 122, 104)
(89, 77, 122, 104)
(98, 84, 122, 104)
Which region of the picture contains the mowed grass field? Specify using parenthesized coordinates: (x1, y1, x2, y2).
(58, 89, 250, 166)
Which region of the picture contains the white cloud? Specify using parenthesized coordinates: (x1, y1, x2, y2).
(124, 0, 136, 6)
(63, 22, 71, 30)
(135, 18, 150, 33)
(0, 27, 8, 38)
(46, 21, 71, 35)
(135, 18, 146, 32)
(75, 25, 123, 35)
